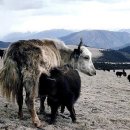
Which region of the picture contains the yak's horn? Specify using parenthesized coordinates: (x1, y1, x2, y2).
(78, 38, 83, 50)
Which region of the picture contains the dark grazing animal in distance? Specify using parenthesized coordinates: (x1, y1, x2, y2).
(39, 65, 81, 124)
(122, 69, 127, 77)
(116, 71, 123, 77)
(116, 70, 127, 77)
(127, 74, 130, 82)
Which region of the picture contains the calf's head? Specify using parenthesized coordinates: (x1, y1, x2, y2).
(39, 73, 57, 96)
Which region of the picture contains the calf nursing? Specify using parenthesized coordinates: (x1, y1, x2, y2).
(0, 39, 96, 127)
(39, 65, 81, 124)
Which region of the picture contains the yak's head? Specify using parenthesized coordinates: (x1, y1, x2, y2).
(70, 38, 96, 76)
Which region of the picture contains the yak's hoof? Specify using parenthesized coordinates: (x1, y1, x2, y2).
(72, 120, 76, 123)
(33, 119, 43, 128)
(18, 112, 23, 119)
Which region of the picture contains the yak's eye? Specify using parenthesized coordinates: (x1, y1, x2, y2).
(84, 56, 89, 60)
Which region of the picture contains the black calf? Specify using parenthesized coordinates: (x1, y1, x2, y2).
(39, 65, 81, 124)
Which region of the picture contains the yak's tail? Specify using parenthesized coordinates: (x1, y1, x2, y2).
(0, 58, 21, 102)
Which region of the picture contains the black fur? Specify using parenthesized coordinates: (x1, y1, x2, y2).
(116, 70, 127, 77)
(0, 49, 5, 59)
(123, 69, 127, 76)
(127, 75, 130, 82)
(116, 71, 123, 77)
(39, 65, 81, 124)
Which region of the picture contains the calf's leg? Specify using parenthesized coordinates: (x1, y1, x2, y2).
(39, 96, 46, 114)
(66, 104, 76, 123)
(50, 104, 59, 124)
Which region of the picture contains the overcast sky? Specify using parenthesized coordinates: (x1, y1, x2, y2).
(0, 0, 130, 38)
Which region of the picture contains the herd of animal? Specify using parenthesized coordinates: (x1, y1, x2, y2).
(116, 69, 130, 82)
(103, 68, 130, 82)
(0, 38, 130, 128)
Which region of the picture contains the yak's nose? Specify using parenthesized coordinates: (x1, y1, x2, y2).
(93, 70, 96, 75)
(91, 70, 96, 76)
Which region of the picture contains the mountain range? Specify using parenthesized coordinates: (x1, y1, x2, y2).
(1, 29, 73, 42)
(1, 29, 130, 49)
(118, 46, 130, 54)
(0, 41, 10, 48)
(60, 30, 130, 49)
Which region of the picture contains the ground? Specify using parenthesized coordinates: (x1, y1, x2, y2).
(0, 58, 130, 130)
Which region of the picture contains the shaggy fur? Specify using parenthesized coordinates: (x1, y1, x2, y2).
(0, 39, 61, 127)
(0, 38, 96, 127)
(39, 65, 81, 124)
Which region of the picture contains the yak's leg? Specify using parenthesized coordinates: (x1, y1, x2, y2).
(24, 80, 42, 128)
(66, 104, 76, 123)
(16, 87, 23, 119)
(39, 96, 46, 114)
(61, 105, 65, 113)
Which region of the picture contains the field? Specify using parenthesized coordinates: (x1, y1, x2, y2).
(0, 58, 130, 130)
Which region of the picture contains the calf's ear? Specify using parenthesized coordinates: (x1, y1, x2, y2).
(47, 77, 56, 85)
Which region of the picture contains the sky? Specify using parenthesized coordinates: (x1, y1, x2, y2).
(0, 0, 130, 38)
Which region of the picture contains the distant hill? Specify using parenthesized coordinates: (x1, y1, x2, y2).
(60, 30, 130, 49)
(2, 29, 130, 49)
(68, 45, 130, 63)
(113, 43, 130, 50)
(2, 29, 73, 42)
(95, 49, 130, 62)
(119, 29, 130, 33)
(118, 46, 130, 54)
(89, 47, 130, 69)
(0, 41, 10, 48)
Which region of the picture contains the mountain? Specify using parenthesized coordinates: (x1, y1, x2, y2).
(0, 41, 10, 48)
(95, 49, 130, 62)
(2, 29, 130, 49)
(113, 43, 130, 50)
(60, 30, 130, 49)
(68, 45, 130, 63)
(119, 29, 130, 33)
(2, 29, 73, 42)
(118, 46, 130, 54)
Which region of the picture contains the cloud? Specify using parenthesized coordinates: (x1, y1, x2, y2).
(2, 0, 43, 10)
(0, 0, 130, 38)
(0, 0, 3, 4)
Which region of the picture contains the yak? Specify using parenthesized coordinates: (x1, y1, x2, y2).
(0, 39, 96, 127)
(116, 71, 123, 77)
(127, 74, 130, 82)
